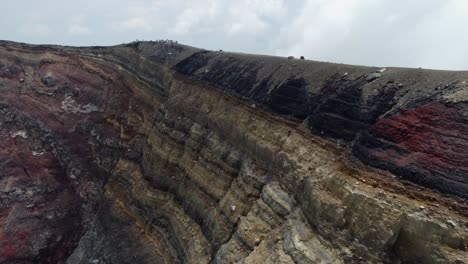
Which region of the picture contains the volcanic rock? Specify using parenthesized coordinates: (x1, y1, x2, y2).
(0, 40, 466, 264)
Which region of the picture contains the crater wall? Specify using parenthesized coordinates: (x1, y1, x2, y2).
(0, 41, 466, 264)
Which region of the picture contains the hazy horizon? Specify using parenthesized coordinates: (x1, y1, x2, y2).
(2, 0, 468, 70)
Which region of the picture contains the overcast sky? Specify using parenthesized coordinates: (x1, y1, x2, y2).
(2, 0, 468, 70)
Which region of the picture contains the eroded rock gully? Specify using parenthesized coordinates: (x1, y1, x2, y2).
(0, 40, 466, 264)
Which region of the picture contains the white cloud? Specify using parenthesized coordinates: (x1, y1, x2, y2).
(165, 0, 287, 36)
(19, 23, 52, 37)
(271, 0, 468, 69)
(246, 0, 285, 17)
(273, 0, 371, 59)
(119, 17, 152, 31)
(68, 25, 91, 35)
(172, 7, 207, 35)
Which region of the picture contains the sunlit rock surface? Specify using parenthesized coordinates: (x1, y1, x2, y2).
(0, 40, 467, 264)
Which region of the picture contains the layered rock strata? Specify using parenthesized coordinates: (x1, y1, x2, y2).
(0, 40, 466, 264)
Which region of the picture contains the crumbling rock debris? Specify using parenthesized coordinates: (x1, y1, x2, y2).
(41, 74, 56, 87)
(0, 40, 466, 264)
(366, 72, 382, 82)
(61, 95, 100, 114)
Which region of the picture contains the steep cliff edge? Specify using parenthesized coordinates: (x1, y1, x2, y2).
(0, 40, 466, 264)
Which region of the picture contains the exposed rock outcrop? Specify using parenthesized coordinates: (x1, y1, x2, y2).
(0, 40, 466, 264)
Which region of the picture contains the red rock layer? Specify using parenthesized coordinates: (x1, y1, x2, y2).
(354, 102, 468, 198)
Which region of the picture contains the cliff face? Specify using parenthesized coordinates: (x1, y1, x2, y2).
(0, 41, 466, 264)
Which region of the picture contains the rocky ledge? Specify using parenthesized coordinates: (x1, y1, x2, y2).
(0, 40, 466, 264)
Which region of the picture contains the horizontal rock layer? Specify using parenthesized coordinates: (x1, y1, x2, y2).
(0, 40, 466, 264)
